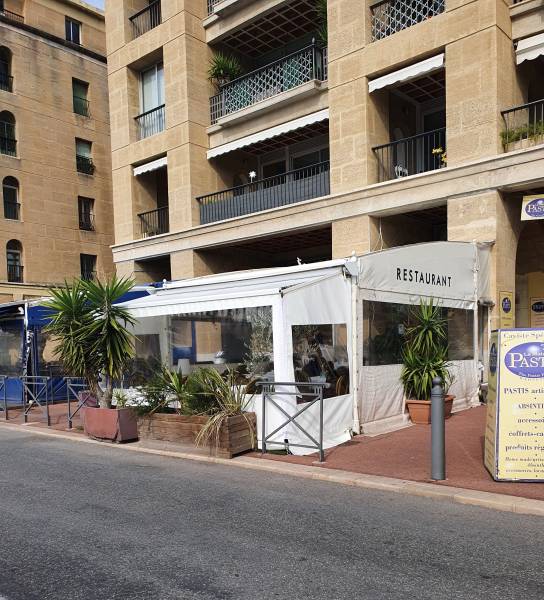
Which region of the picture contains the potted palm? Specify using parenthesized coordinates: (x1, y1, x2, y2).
(208, 52, 243, 88)
(43, 276, 138, 442)
(400, 299, 454, 424)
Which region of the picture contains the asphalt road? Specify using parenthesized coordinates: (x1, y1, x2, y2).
(0, 429, 543, 600)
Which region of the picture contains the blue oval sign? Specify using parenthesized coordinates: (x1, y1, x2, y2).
(505, 342, 544, 379)
(502, 297, 512, 313)
(525, 197, 544, 219)
(532, 301, 544, 313)
(489, 343, 497, 375)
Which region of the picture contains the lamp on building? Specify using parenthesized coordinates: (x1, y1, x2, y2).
(249, 171, 256, 182)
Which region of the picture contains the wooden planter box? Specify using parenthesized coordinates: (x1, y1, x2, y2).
(84, 407, 139, 442)
(138, 412, 256, 459)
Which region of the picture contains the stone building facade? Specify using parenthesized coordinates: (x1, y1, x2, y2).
(106, 0, 544, 332)
(0, 0, 113, 302)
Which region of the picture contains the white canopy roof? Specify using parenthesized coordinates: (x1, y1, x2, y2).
(516, 33, 544, 64)
(133, 156, 167, 176)
(368, 54, 444, 93)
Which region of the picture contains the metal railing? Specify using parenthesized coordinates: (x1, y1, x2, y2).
(66, 379, 92, 429)
(501, 98, 544, 151)
(135, 104, 165, 139)
(4, 200, 20, 220)
(81, 270, 97, 282)
(0, 73, 13, 92)
(0, 376, 7, 420)
(7, 264, 23, 283)
(0, 9, 24, 24)
(373, 127, 446, 182)
(130, 0, 161, 39)
(371, 0, 445, 41)
(22, 376, 50, 426)
(73, 96, 90, 117)
(138, 206, 169, 237)
(207, 0, 221, 14)
(261, 382, 328, 462)
(0, 136, 16, 156)
(210, 43, 327, 124)
(79, 212, 95, 231)
(197, 160, 330, 224)
(76, 155, 95, 175)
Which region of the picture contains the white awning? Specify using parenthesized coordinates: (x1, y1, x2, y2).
(516, 33, 544, 64)
(368, 54, 445, 93)
(207, 109, 329, 159)
(133, 156, 167, 176)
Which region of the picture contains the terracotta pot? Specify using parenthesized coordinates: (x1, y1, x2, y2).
(84, 407, 138, 442)
(406, 395, 455, 425)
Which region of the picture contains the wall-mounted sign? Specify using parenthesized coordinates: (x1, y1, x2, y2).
(521, 195, 544, 221)
(499, 291, 514, 328)
(530, 298, 544, 328)
(485, 329, 544, 481)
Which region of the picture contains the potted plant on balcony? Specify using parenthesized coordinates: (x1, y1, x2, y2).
(400, 298, 455, 424)
(43, 276, 139, 442)
(208, 52, 243, 89)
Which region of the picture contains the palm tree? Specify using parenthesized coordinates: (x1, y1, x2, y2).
(43, 276, 136, 408)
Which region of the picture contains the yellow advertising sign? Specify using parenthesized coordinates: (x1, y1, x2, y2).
(521, 195, 544, 221)
(499, 291, 514, 328)
(485, 329, 544, 481)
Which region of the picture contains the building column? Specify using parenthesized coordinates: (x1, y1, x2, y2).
(332, 215, 382, 258)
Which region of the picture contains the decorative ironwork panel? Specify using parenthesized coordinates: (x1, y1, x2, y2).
(371, 0, 445, 41)
(501, 98, 544, 152)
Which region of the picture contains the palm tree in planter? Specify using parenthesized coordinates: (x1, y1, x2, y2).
(400, 299, 455, 425)
(43, 276, 138, 442)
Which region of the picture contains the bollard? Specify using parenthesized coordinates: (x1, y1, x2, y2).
(431, 376, 445, 481)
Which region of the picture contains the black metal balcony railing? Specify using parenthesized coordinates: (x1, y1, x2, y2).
(138, 206, 169, 237)
(130, 0, 161, 39)
(76, 155, 95, 175)
(4, 201, 20, 220)
(197, 161, 330, 225)
(0, 136, 16, 157)
(371, 0, 445, 41)
(207, 0, 221, 14)
(0, 9, 24, 24)
(373, 128, 446, 182)
(501, 98, 544, 151)
(210, 44, 328, 124)
(81, 270, 97, 282)
(7, 264, 23, 283)
(79, 213, 95, 231)
(135, 104, 165, 140)
(0, 73, 13, 93)
(73, 96, 91, 117)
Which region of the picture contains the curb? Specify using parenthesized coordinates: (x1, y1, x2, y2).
(2, 421, 544, 517)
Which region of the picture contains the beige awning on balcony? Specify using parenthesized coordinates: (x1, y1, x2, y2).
(516, 33, 544, 64)
(368, 54, 445, 93)
(133, 156, 167, 176)
(207, 109, 329, 159)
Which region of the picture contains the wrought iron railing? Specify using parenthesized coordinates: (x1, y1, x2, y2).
(207, 0, 221, 14)
(130, 0, 161, 38)
(138, 206, 169, 237)
(210, 44, 327, 124)
(4, 200, 20, 220)
(370, 0, 445, 41)
(197, 161, 330, 224)
(76, 155, 95, 175)
(81, 270, 97, 282)
(0, 9, 24, 24)
(73, 96, 90, 117)
(135, 104, 165, 139)
(79, 212, 95, 231)
(0, 73, 13, 92)
(7, 264, 23, 283)
(501, 98, 544, 151)
(373, 128, 446, 182)
(0, 136, 16, 156)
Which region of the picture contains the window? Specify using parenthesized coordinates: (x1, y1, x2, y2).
(3, 176, 19, 220)
(65, 17, 81, 45)
(6, 239, 23, 283)
(72, 79, 89, 117)
(0, 110, 16, 156)
(80, 254, 96, 281)
(137, 62, 165, 138)
(78, 196, 94, 230)
(75, 139, 94, 175)
(0, 320, 23, 376)
(0, 46, 13, 92)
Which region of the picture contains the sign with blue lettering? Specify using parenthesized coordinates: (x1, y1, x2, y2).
(530, 298, 544, 328)
(521, 196, 544, 221)
(499, 291, 514, 328)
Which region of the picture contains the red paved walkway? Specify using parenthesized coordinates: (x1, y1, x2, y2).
(251, 405, 544, 501)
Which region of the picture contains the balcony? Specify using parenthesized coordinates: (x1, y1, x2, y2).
(135, 104, 165, 140)
(0, 73, 13, 93)
(0, 136, 16, 157)
(79, 212, 95, 231)
(210, 44, 327, 125)
(0, 9, 24, 24)
(76, 155, 95, 175)
(207, 0, 221, 14)
(4, 200, 20, 220)
(373, 128, 446, 182)
(501, 98, 544, 152)
(370, 0, 445, 41)
(7, 264, 23, 283)
(73, 96, 91, 117)
(138, 206, 169, 238)
(197, 160, 330, 224)
(130, 0, 161, 39)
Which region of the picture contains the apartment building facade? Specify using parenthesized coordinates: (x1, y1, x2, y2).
(106, 0, 544, 333)
(0, 0, 114, 303)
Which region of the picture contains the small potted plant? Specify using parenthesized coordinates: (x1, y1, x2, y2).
(43, 276, 139, 442)
(400, 299, 455, 424)
(208, 52, 243, 88)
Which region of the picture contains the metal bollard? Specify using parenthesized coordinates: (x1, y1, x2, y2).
(431, 376, 445, 481)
